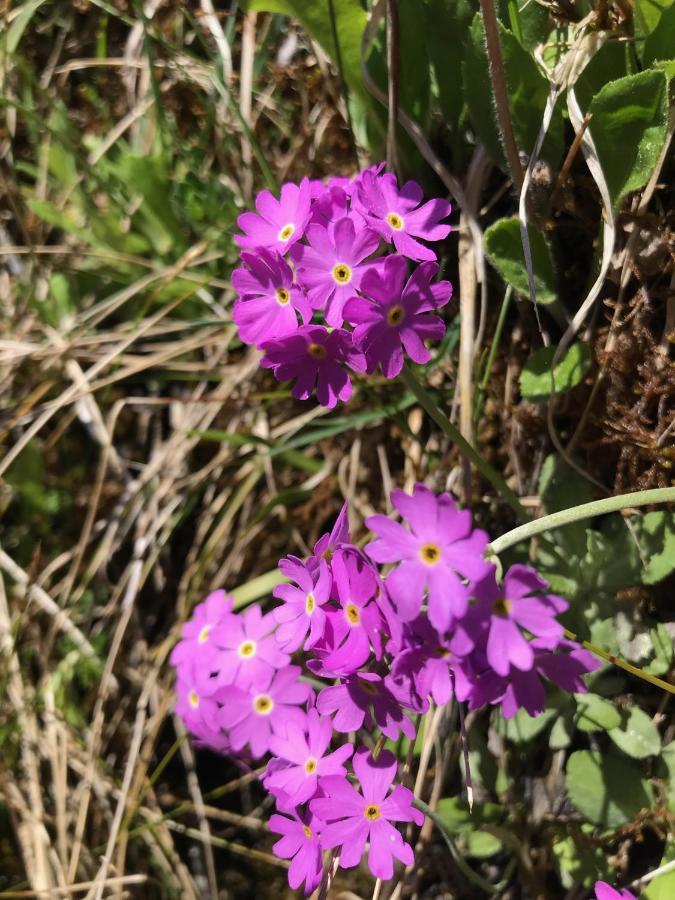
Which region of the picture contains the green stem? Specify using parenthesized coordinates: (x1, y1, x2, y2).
(488, 487, 675, 556)
(474, 285, 512, 428)
(401, 366, 527, 520)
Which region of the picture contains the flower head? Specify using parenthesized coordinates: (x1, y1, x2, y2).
(310, 748, 423, 880)
(273, 556, 331, 652)
(218, 665, 313, 758)
(309, 500, 351, 570)
(170, 588, 233, 677)
(260, 325, 366, 409)
(269, 808, 324, 895)
(290, 218, 380, 326)
(366, 483, 491, 631)
(344, 256, 452, 377)
(232, 249, 311, 347)
(266, 708, 353, 804)
(211, 604, 289, 689)
(317, 671, 416, 741)
(356, 171, 451, 261)
(235, 179, 311, 253)
(175, 659, 224, 745)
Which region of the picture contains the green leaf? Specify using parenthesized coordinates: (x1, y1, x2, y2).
(538, 454, 595, 556)
(589, 70, 669, 207)
(484, 216, 558, 306)
(634, 0, 674, 40)
(549, 713, 574, 749)
(246, 0, 367, 99)
(566, 750, 654, 827)
(632, 511, 675, 584)
(574, 40, 629, 111)
(519, 342, 592, 402)
(424, 0, 474, 126)
(552, 827, 611, 889)
(643, 3, 675, 65)
(463, 14, 563, 172)
(113, 153, 183, 255)
(575, 693, 622, 732)
(608, 707, 661, 759)
(3, 0, 48, 55)
(644, 623, 675, 676)
(644, 840, 675, 899)
(500, 706, 557, 743)
(435, 797, 503, 858)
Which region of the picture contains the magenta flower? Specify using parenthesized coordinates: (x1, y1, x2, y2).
(365, 483, 491, 632)
(269, 809, 324, 895)
(235, 179, 311, 253)
(260, 325, 366, 409)
(290, 218, 380, 326)
(211, 604, 289, 689)
(356, 171, 451, 261)
(218, 665, 313, 758)
(309, 500, 350, 570)
(310, 184, 363, 230)
(232, 249, 311, 347)
(316, 671, 415, 741)
(344, 256, 452, 377)
(175, 659, 224, 745)
(170, 588, 233, 678)
(595, 883, 636, 900)
(266, 708, 353, 804)
(473, 564, 568, 677)
(308, 548, 384, 676)
(273, 556, 331, 652)
(310, 748, 423, 880)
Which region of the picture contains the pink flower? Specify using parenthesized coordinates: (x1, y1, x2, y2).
(218, 665, 313, 758)
(273, 556, 331, 652)
(269, 809, 324, 895)
(211, 604, 289, 689)
(290, 218, 380, 326)
(235, 179, 311, 253)
(170, 589, 233, 679)
(316, 671, 416, 741)
(232, 249, 311, 347)
(595, 882, 636, 900)
(310, 748, 423, 880)
(266, 708, 353, 804)
(365, 483, 491, 631)
(344, 256, 452, 377)
(308, 501, 350, 571)
(260, 325, 366, 409)
(175, 659, 223, 745)
(473, 564, 568, 676)
(355, 171, 451, 261)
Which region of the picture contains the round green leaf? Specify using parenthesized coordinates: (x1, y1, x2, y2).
(608, 707, 662, 759)
(575, 693, 622, 732)
(519, 342, 592, 402)
(566, 750, 654, 827)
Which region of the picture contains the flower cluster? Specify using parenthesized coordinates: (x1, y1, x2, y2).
(171, 485, 599, 893)
(232, 167, 453, 407)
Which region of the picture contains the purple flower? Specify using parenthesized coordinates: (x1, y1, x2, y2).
(266, 708, 353, 804)
(344, 256, 452, 377)
(170, 589, 233, 677)
(310, 184, 363, 230)
(472, 564, 568, 677)
(356, 171, 451, 261)
(310, 748, 423, 880)
(211, 604, 289, 689)
(308, 548, 384, 676)
(317, 672, 416, 741)
(290, 218, 380, 326)
(235, 179, 311, 253)
(218, 665, 313, 758)
(273, 556, 331, 652)
(232, 250, 311, 347)
(260, 325, 366, 409)
(366, 484, 491, 631)
(308, 500, 350, 570)
(175, 660, 223, 744)
(595, 883, 636, 900)
(269, 809, 324, 895)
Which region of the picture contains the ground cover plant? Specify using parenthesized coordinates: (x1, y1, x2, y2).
(0, 1, 674, 898)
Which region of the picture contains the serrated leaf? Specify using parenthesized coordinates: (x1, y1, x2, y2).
(484, 216, 558, 305)
(589, 70, 669, 206)
(520, 342, 592, 401)
(566, 750, 654, 827)
(608, 707, 661, 759)
(575, 693, 622, 732)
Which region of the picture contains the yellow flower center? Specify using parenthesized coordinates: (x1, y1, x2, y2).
(492, 598, 511, 617)
(345, 602, 361, 626)
(305, 592, 316, 614)
(304, 757, 318, 774)
(302, 825, 313, 839)
(238, 640, 256, 658)
(275, 287, 290, 305)
(254, 694, 274, 715)
(386, 212, 404, 231)
(386, 305, 405, 326)
(197, 625, 211, 644)
(419, 542, 442, 565)
(188, 689, 200, 709)
(331, 262, 352, 284)
(364, 803, 381, 821)
(278, 223, 295, 242)
(308, 342, 327, 360)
